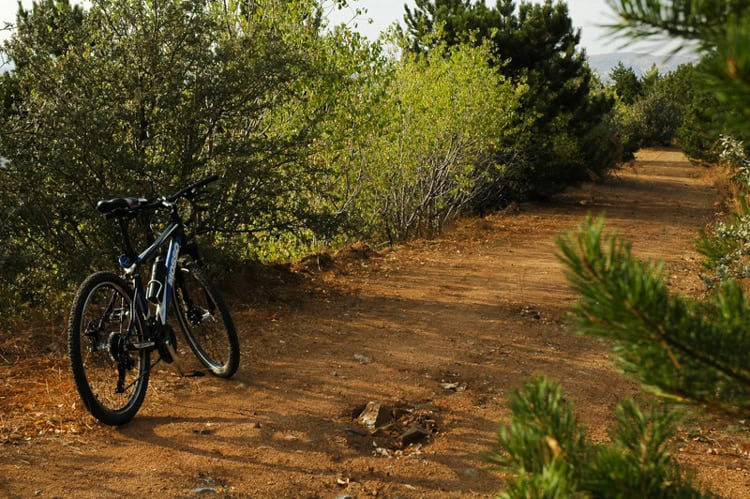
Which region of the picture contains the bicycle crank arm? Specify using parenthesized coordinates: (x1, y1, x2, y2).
(164, 342, 185, 377)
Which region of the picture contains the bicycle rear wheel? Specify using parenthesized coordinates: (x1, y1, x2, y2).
(68, 272, 150, 425)
(173, 263, 239, 378)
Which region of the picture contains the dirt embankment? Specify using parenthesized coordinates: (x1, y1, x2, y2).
(3, 148, 750, 498)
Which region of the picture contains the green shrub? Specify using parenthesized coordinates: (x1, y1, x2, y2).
(488, 377, 706, 498)
(344, 43, 526, 242)
(634, 88, 684, 147)
(697, 135, 750, 283)
(0, 0, 361, 319)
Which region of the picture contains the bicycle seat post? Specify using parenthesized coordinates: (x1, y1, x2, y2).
(117, 217, 137, 262)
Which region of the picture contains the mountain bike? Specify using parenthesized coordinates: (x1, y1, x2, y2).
(67, 175, 240, 425)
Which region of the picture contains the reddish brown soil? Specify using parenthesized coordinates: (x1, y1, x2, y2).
(3, 148, 750, 498)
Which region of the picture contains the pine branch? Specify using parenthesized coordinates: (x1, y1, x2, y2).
(487, 377, 708, 497)
(557, 215, 750, 414)
(604, 0, 748, 48)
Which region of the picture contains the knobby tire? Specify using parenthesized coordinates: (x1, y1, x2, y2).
(68, 272, 150, 426)
(173, 263, 239, 378)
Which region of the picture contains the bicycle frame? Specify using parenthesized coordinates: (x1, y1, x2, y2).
(116, 212, 189, 352)
(69, 174, 238, 425)
(131, 224, 183, 321)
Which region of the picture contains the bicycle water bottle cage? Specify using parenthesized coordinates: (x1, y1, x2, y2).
(96, 197, 148, 219)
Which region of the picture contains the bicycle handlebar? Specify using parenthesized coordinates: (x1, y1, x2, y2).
(97, 175, 220, 219)
(166, 175, 218, 203)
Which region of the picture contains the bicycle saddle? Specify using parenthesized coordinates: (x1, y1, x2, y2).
(96, 197, 148, 215)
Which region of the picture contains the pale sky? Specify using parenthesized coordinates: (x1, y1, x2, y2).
(325, 0, 630, 55)
(0, 0, 677, 55)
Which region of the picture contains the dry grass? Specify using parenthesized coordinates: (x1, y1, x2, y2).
(700, 162, 750, 213)
(0, 357, 95, 443)
(0, 322, 95, 443)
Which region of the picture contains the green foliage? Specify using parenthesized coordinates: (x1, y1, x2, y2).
(697, 208, 750, 283)
(697, 135, 750, 282)
(701, 14, 750, 137)
(607, 0, 750, 140)
(646, 62, 723, 163)
(487, 377, 706, 498)
(402, 0, 618, 200)
(404, 0, 509, 54)
(677, 91, 724, 163)
(586, 399, 704, 498)
(486, 377, 587, 479)
(611, 99, 643, 160)
(496, 2, 750, 497)
(608, 62, 699, 156)
(640, 64, 661, 94)
(300, 26, 396, 247)
(12, 0, 85, 68)
(609, 62, 642, 105)
(557, 215, 750, 415)
(633, 86, 684, 147)
(0, 0, 360, 319)
(342, 42, 526, 242)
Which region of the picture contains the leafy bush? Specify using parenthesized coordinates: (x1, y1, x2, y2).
(0, 0, 360, 320)
(609, 64, 690, 155)
(342, 43, 527, 242)
(677, 99, 724, 164)
(401, 0, 620, 201)
(697, 135, 750, 283)
(634, 88, 684, 147)
(612, 99, 644, 160)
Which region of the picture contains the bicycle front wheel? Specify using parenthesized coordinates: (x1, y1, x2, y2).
(173, 264, 239, 378)
(68, 272, 150, 425)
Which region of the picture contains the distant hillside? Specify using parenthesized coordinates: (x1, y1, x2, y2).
(588, 52, 698, 82)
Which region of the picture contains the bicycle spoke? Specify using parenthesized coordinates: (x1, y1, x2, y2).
(69, 273, 150, 425)
(173, 264, 239, 377)
(70, 176, 235, 424)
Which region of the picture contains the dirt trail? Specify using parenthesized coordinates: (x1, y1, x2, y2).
(3, 148, 749, 498)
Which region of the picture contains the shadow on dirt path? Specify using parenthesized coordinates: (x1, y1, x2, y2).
(3, 148, 748, 497)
